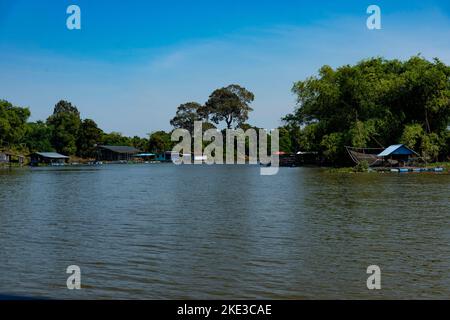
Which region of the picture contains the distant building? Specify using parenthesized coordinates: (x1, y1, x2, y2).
(0, 151, 25, 165)
(30, 152, 69, 166)
(155, 151, 173, 162)
(96, 145, 140, 161)
(155, 151, 191, 163)
(0, 152, 10, 164)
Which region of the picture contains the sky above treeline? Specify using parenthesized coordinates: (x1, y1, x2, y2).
(1, 0, 450, 137)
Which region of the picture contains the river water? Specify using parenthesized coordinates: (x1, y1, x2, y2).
(0, 164, 449, 299)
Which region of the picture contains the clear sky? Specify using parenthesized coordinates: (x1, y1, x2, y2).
(1, 0, 450, 136)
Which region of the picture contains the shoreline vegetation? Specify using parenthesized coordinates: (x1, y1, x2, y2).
(1, 56, 449, 171)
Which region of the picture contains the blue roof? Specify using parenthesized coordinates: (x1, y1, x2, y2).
(378, 144, 417, 157)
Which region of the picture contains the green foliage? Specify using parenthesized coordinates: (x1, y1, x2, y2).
(400, 124, 445, 161)
(77, 119, 103, 158)
(101, 132, 132, 146)
(0, 99, 31, 148)
(421, 133, 441, 162)
(130, 136, 148, 152)
(1, 98, 162, 158)
(287, 56, 450, 164)
(24, 121, 54, 152)
(148, 131, 172, 153)
(170, 102, 205, 133)
(320, 132, 345, 165)
(353, 160, 369, 172)
(400, 123, 424, 151)
(205, 84, 254, 129)
(278, 126, 293, 153)
(46, 100, 81, 155)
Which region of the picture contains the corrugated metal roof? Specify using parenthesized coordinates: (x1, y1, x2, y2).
(378, 144, 417, 157)
(35, 152, 69, 159)
(98, 145, 140, 153)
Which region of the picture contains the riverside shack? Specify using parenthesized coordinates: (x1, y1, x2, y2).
(30, 152, 69, 166)
(378, 144, 419, 166)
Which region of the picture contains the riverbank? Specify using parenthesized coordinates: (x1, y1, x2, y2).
(328, 162, 450, 174)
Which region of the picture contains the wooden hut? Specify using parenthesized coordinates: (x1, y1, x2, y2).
(0, 151, 25, 166)
(377, 144, 419, 167)
(30, 152, 69, 166)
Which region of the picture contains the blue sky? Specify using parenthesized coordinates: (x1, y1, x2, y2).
(1, 0, 450, 136)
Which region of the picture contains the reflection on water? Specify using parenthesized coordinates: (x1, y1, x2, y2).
(0, 165, 449, 299)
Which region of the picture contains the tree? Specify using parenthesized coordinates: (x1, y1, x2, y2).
(46, 100, 81, 155)
(287, 57, 450, 164)
(0, 99, 31, 149)
(101, 132, 132, 146)
(77, 119, 103, 158)
(148, 131, 172, 153)
(170, 102, 205, 133)
(130, 136, 148, 152)
(24, 121, 53, 152)
(400, 124, 424, 152)
(205, 84, 254, 129)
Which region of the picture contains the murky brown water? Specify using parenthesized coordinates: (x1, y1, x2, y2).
(0, 165, 449, 299)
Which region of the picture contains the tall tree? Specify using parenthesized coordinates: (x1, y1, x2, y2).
(0, 99, 31, 149)
(101, 132, 132, 146)
(205, 84, 254, 129)
(287, 56, 450, 164)
(24, 121, 53, 152)
(130, 136, 148, 152)
(46, 100, 82, 155)
(77, 119, 103, 158)
(170, 102, 205, 133)
(148, 131, 172, 153)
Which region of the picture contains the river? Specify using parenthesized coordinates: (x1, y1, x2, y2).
(0, 164, 449, 299)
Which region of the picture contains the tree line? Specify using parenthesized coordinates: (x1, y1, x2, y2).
(280, 56, 450, 165)
(0, 84, 255, 158)
(1, 56, 449, 164)
(0, 99, 170, 158)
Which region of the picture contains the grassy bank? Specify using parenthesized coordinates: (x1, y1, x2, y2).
(328, 162, 450, 173)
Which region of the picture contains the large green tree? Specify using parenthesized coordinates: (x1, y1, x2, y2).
(77, 119, 103, 158)
(170, 102, 205, 133)
(148, 131, 172, 153)
(101, 132, 132, 146)
(285, 56, 450, 164)
(0, 99, 31, 149)
(24, 121, 54, 152)
(46, 100, 82, 155)
(205, 84, 254, 129)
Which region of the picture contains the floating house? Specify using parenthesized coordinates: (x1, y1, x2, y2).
(96, 145, 140, 161)
(30, 152, 69, 166)
(0, 151, 25, 165)
(377, 144, 419, 166)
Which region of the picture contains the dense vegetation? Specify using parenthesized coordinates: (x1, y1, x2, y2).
(0, 99, 157, 158)
(280, 56, 450, 165)
(1, 57, 449, 165)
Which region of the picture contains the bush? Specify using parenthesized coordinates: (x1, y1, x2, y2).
(353, 160, 369, 172)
